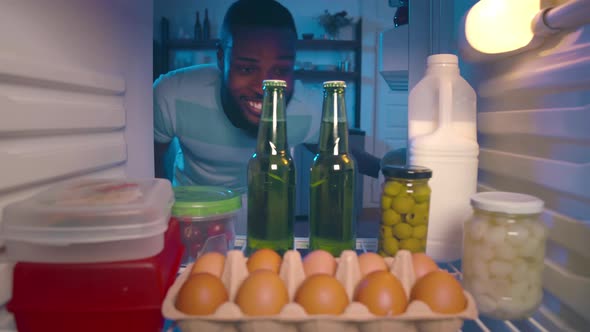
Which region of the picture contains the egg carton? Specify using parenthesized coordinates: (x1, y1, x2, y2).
(162, 249, 478, 332)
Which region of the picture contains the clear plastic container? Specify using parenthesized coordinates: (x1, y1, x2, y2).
(172, 186, 241, 265)
(378, 165, 432, 257)
(462, 191, 546, 320)
(0, 178, 174, 263)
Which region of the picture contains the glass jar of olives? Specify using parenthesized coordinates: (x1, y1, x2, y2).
(378, 165, 432, 256)
(462, 191, 546, 320)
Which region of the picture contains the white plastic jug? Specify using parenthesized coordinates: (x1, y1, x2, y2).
(408, 54, 479, 262)
(408, 54, 477, 142)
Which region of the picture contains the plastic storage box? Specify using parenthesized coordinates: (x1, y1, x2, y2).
(171, 186, 241, 265)
(7, 218, 184, 332)
(0, 178, 174, 263)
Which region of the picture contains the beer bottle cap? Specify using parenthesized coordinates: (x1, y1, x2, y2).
(262, 80, 287, 88)
(323, 81, 347, 88)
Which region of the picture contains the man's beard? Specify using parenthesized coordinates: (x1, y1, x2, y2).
(219, 84, 294, 139)
(220, 86, 259, 138)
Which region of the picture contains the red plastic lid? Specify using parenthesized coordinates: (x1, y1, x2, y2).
(7, 219, 183, 312)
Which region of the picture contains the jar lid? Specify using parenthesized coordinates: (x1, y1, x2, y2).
(381, 165, 432, 179)
(471, 191, 544, 214)
(172, 186, 241, 217)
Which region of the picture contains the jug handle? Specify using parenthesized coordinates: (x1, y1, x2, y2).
(433, 77, 454, 135)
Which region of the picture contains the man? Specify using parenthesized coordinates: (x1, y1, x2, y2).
(154, 0, 380, 192)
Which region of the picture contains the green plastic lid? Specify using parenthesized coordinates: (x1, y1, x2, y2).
(172, 186, 242, 217)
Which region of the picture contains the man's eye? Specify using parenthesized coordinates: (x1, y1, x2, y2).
(237, 66, 256, 74)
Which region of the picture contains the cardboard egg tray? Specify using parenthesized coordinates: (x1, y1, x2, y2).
(162, 249, 478, 332)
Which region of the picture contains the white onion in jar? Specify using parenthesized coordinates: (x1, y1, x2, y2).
(470, 220, 489, 240)
(495, 243, 517, 261)
(489, 260, 512, 278)
(506, 223, 530, 247)
(486, 225, 507, 247)
(476, 294, 497, 313)
(510, 259, 528, 281)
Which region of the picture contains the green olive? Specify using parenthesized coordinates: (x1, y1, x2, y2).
(391, 194, 415, 214)
(383, 181, 403, 196)
(412, 184, 431, 203)
(400, 238, 422, 253)
(381, 209, 402, 226)
(406, 210, 428, 226)
(412, 225, 428, 239)
(382, 237, 399, 256)
(413, 202, 429, 214)
(393, 223, 413, 240)
(381, 195, 393, 210)
(380, 225, 394, 239)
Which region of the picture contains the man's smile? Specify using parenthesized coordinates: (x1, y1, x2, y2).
(242, 98, 262, 118)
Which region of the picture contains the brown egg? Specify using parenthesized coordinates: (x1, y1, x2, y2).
(235, 270, 289, 316)
(410, 270, 467, 314)
(294, 274, 349, 315)
(247, 248, 282, 273)
(191, 252, 226, 278)
(303, 250, 337, 276)
(354, 270, 408, 316)
(411, 253, 439, 280)
(175, 272, 228, 315)
(358, 252, 388, 277)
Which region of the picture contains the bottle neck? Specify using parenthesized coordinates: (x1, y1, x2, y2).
(426, 63, 459, 75)
(319, 87, 350, 155)
(256, 86, 289, 154)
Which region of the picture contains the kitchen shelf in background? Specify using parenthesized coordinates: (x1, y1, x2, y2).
(294, 70, 358, 81)
(165, 38, 360, 51)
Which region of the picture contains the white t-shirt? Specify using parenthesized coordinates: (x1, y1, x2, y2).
(153, 64, 322, 192)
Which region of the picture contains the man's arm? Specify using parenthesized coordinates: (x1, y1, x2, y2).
(154, 141, 171, 180)
(303, 141, 381, 179)
(350, 145, 381, 178)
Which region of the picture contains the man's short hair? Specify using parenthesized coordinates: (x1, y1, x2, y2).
(219, 0, 298, 48)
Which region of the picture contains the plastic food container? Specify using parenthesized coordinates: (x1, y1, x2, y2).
(378, 165, 432, 257)
(462, 191, 546, 320)
(172, 186, 241, 265)
(7, 218, 184, 332)
(0, 178, 174, 263)
(162, 249, 478, 332)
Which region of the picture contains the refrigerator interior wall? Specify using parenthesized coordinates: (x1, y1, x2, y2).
(0, 0, 154, 313)
(466, 23, 590, 330)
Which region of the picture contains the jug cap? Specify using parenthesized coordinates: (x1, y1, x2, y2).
(427, 54, 458, 65)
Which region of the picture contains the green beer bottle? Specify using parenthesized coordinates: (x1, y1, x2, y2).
(246, 80, 295, 255)
(309, 81, 357, 256)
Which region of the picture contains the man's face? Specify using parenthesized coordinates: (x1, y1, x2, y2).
(219, 27, 296, 135)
